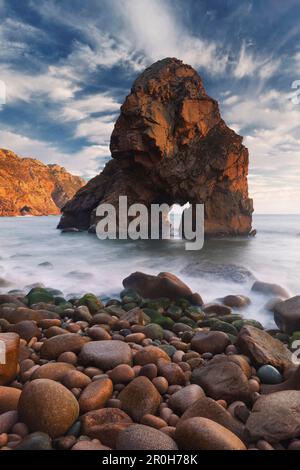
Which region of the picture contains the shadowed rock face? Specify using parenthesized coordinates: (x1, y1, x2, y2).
(58, 57, 253, 235)
(0, 149, 85, 216)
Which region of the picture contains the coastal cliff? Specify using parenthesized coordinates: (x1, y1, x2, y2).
(58, 58, 253, 235)
(0, 149, 85, 216)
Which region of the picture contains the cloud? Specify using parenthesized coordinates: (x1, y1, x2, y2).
(233, 42, 281, 80)
(115, 0, 228, 74)
(222, 87, 300, 213)
(61, 94, 120, 122)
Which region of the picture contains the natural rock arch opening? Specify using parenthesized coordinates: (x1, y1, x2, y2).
(58, 58, 253, 236)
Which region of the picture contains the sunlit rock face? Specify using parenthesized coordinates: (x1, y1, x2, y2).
(0, 149, 85, 216)
(58, 58, 253, 235)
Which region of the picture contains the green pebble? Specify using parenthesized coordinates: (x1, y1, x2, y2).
(166, 305, 183, 321)
(158, 344, 177, 358)
(232, 319, 264, 331)
(77, 293, 104, 314)
(176, 298, 191, 309)
(211, 320, 238, 336)
(218, 314, 243, 323)
(179, 316, 197, 328)
(26, 288, 54, 307)
(122, 302, 138, 311)
(143, 323, 164, 340)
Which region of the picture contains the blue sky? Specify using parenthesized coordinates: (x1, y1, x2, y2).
(0, 0, 300, 213)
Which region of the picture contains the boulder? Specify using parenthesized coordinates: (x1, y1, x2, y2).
(78, 378, 113, 413)
(274, 296, 300, 334)
(246, 391, 300, 442)
(78, 340, 132, 370)
(179, 396, 246, 441)
(133, 345, 170, 366)
(116, 424, 178, 450)
(191, 331, 230, 355)
(123, 272, 203, 305)
(30, 362, 75, 382)
(237, 325, 292, 370)
(118, 376, 162, 422)
(18, 379, 79, 438)
(192, 360, 251, 404)
(40, 333, 89, 360)
(251, 281, 289, 298)
(81, 408, 133, 448)
(168, 385, 205, 415)
(175, 417, 246, 450)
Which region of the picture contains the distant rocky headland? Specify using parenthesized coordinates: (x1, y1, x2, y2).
(59, 58, 253, 236)
(0, 149, 85, 216)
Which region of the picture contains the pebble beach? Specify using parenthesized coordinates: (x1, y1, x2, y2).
(0, 273, 300, 451)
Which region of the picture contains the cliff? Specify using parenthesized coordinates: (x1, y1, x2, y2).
(0, 149, 85, 216)
(58, 58, 253, 235)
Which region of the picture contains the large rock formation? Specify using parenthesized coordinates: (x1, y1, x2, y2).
(0, 149, 85, 216)
(58, 58, 253, 235)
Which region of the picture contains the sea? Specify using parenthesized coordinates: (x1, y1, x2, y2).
(0, 214, 300, 328)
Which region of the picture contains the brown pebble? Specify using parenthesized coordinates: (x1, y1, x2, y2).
(216, 400, 227, 409)
(72, 440, 109, 450)
(0, 433, 8, 447)
(256, 439, 274, 450)
(132, 365, 142, 376)
(20, 365, 40, 382)
(84, 367, 103, 378)
(108, 364, 135, 383)
(167, 385, 182, 395)
(160, 407, 173, 422)
(57, 352, 77, 364)
(112, 334, 125, 341)
(62, 370, 91, 389)
(173, 351, 185, 363)
(160, 426, 176, 438)
(168, 414, 179, 426)
(19, 359, 35, 373)
(87, 327, 111, 341)
(152, 376, 168, 395)
(55, 435, 77, 450)
(78, 378, 113, 413)
(140, 414, 167, 429)
(66, 324, 81, 333)
(226, 345, 238, 355)
(114, 383, 125, 392)
(288, 440, 300, 450)
(106, 399, 122, 409)
(139, 364, 158, 380)
(11, 422, 28, 438)
(125, 333, 146, 344)
(248, 379, 260, 393)
(227, 401, 245, 417)
(71, 388, 81, 399)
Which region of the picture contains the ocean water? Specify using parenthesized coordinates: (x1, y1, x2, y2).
(0, 214, 300, 328)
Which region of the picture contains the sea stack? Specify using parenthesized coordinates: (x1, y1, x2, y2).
(58, 58, 253, 235)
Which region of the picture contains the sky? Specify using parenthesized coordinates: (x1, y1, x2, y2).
(0, 0, 300, 213)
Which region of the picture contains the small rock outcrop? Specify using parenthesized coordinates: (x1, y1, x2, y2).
(0, 149, 85, 216)
(58, 58, 253, 235)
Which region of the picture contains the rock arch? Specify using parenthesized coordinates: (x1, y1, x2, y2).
(58, 58, 253, 236)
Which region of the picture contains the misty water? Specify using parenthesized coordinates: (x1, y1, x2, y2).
(1, 214, 300, 328)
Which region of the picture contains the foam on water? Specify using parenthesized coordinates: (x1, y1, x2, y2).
(0, 214, 300, 328)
